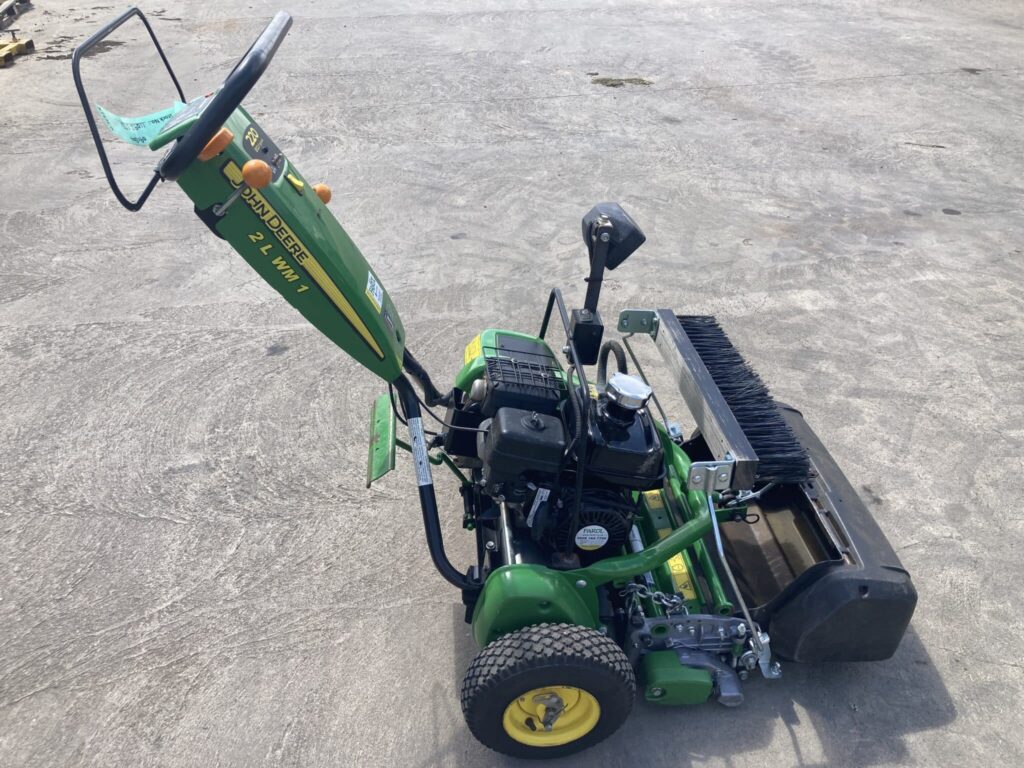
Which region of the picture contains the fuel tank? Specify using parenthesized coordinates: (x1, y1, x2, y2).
(581, 396, 665, 490)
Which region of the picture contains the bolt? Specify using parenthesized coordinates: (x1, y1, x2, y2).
(770, 661, 782, 675)
(575, 579, 587, 589)
(485, 541, 496, 551)
(649, 687, 665, 698)
(675, 624, 685, 632)
(718, 472, 729, 482)
(736, 623, 747, 638)
(688, 626, 696, 636)
(600, 232, 611, 243)
(738, 669, 749, 681)
(692, 475, 703, 484)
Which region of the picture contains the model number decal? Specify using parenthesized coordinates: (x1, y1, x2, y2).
(240, 122, 284, 180)
(247, 230, 308, 291)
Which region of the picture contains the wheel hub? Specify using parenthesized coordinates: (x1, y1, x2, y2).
(502, 686, 601, 747)
(532, 692, 566, 731)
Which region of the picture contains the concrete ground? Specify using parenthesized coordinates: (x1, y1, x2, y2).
(2, 0, 1022, 765)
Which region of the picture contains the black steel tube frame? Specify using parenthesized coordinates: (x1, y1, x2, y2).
(72, 6, 184, 211)
(583, 220, 612, 313)
(538, 287, 590, 554)
(402, 348, 448, 407)
(392, 375, 475, 591)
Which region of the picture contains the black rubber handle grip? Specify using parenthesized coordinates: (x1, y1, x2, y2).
(157, 10, 292, 181)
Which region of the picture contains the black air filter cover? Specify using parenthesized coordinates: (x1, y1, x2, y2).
(477, 408, 566, 499)
(482, 356, 562, 417)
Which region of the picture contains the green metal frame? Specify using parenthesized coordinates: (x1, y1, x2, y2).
(471, 427, 731, 646)
(641, 651, 713, 705)
(366, 393, 396, 487)
(153, 79, 730, 660)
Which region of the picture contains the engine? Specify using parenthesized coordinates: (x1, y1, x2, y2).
(442, 334, 665, 570)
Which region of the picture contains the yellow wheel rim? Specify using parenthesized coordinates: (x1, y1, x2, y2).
(502, 686, 601, 747)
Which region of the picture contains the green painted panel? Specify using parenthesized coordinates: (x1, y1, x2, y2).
(641, 651, 713, 706)
(471, 564, 599, 647)
(366, 393, 396, 487)
(167, 106, 405, 381)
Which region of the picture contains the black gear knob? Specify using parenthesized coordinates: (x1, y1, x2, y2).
(581, 202, 646, 270)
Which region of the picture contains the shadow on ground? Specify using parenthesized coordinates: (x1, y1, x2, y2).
(410, 609, 955, 767)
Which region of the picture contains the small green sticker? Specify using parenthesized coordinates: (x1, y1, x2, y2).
(95, 101, 185, 146)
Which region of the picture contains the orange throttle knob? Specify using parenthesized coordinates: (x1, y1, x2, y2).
(198, 127, 234, 161)
(313, 183, 332, 204)
(242, 159, 273, 190)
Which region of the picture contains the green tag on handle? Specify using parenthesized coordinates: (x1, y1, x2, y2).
(95, 101, 185, 146)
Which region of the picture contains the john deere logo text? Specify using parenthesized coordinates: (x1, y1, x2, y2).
(220, 160, 384, 360)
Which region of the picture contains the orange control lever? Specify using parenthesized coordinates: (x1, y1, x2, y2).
(313, 183, 332, 204)
(242, 159, 273, 190)
(198, 128, 234, 161)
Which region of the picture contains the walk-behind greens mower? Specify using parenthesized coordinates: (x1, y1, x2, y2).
(75, 10, 917, 758)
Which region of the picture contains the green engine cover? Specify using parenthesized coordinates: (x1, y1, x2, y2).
(152, 102, 405, 381)
(454, 328, 562, 392)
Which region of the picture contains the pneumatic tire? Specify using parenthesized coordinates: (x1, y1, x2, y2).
(460, 622, 635, 759)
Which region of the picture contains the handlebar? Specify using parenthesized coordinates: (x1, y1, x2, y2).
(157, 10, 292, 181)
(72, 6, 186, 211)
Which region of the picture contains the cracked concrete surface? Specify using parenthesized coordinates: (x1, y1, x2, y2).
(1, 1, 1022, 766)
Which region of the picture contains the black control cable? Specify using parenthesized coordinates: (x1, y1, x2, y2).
(596, 339, 628, 389)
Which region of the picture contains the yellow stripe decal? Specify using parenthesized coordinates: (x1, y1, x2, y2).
(645, 490, 696, 600)
(222, 161, 384, 359)
(655, 527, 699, 600)
(643, 490, 664, 510)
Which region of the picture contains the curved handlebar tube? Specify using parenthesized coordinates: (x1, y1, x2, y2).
(71, 7, 185, 211)
(158, 11, 292, 181)
(392, 376, 476, 592)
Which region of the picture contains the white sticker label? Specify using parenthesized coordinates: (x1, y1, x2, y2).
(526, 488, 551, 528)
(365, 271, 384, 312)
(407, 417, 432, 486)
(574, 525, 609, 551)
